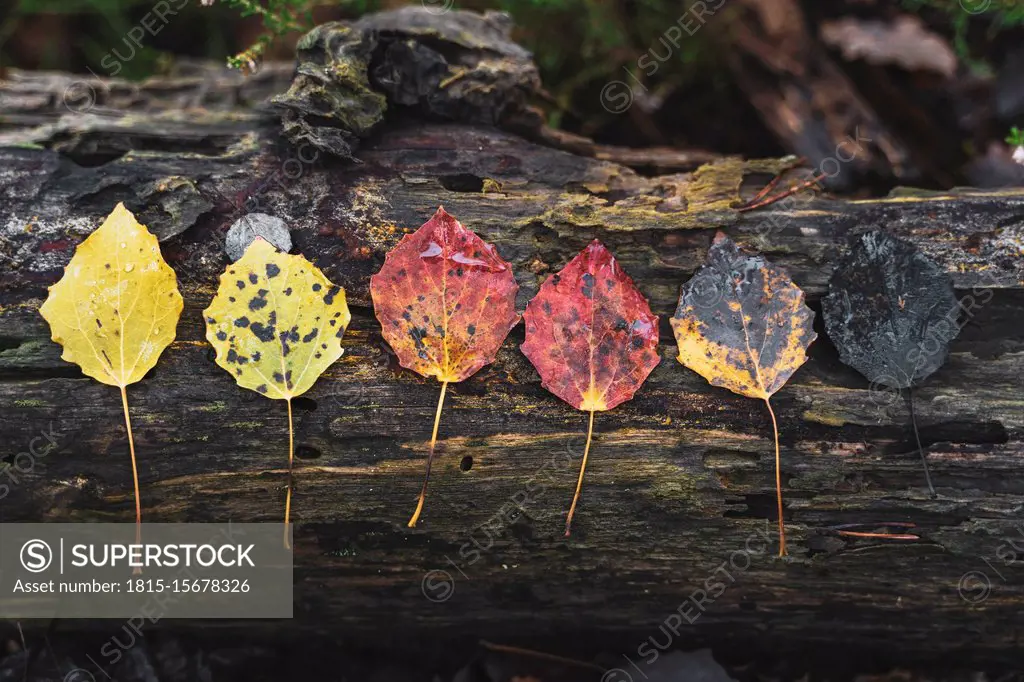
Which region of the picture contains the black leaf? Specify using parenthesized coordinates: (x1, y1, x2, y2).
(823, 230, 961, 497)
(823, 230, 959, 389)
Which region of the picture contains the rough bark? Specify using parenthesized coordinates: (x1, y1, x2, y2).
(1, 63, 1023, 668)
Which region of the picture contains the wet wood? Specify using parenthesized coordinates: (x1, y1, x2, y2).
(1, 67, 1023, 666)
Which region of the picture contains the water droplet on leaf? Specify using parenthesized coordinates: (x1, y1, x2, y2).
(419, 242, 443, 259)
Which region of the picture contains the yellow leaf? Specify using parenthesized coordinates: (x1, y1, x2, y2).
(203, 238, 351, 547)
(203, 238, 351, 400)
(39, 202, 183, 551)
(39, 202, 183, 387)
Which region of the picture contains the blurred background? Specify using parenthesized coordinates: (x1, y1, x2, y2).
(1, 0, 1023, 191)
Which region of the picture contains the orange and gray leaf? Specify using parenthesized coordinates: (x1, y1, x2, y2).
(670, 232, 816, 400)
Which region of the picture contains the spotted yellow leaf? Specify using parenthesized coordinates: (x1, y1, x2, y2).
(203, 237, 351, 546)
(39, 202, 183, 546)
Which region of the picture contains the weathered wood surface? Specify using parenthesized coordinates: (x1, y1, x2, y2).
(1, 64, 1024, 666)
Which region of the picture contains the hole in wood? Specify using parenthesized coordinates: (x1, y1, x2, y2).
(292, 397, 318, 412)
(896, 420, 1009, 449)
(460, 455, 473, 472)
(295, 446, 321, 460)
(439, 173, 485, 193)
(723, 492, 783, 521)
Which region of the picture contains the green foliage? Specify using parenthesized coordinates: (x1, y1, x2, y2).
(216, 0, 370, 72)
(1007, 126, 1024, 146)
(0, 0, 380, 77)
(478, 0, 726, 126)
(1, 0, 176, 78)
(900, 0, 1024, 63)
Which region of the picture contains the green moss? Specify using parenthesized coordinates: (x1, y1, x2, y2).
(0, 339, 50, 361)
(169, 434, 210, 443)
(229, 421, 264, 430)
(887, 186, 951, 199)
(271, 21, 387, 159)
(802, 409, 848, 428)
(324, 548, 359, 557)
(14, 399, 48, 408)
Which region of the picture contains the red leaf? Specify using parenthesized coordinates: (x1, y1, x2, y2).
(371, 207, 519, 383)
(370, 206, 519, 526)
(521, 240, 660, 534)
(522, 240, 660, 411)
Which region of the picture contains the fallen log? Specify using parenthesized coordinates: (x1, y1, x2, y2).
(1, 31, 1023, 673)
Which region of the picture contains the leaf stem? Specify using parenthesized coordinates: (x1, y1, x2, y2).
(905, 387, 936, 498)
(835, 530, 919, 540)
(565, 408, 595, 537)
(479, 640, 605, 672)
(119, 384, 143, 575)
(284, 397, 294, 549)
(408, 380, 448, 528)
(765, 397, 786, 557)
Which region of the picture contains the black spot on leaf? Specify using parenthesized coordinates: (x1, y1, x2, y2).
(581, 272, 595, 299)
(250, 322, 275, 342)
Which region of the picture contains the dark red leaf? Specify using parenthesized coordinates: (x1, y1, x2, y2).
(521, 240, 660, 534)
(521, 240, 660, 412)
